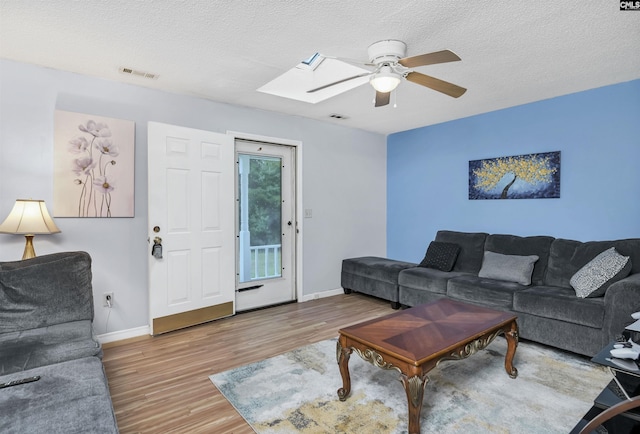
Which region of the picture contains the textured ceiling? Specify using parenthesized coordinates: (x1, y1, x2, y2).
(1, 0, 638, 135)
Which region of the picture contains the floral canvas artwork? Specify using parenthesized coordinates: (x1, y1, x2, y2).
(469, 151, 560, 200)
(54, 110, 135, 217)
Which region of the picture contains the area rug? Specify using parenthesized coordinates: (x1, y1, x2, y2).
(209, 337, 610, 433)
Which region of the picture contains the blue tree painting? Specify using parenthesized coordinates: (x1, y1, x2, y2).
(469, 151, 561, 200)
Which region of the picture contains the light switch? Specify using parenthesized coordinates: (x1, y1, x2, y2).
(304, 209, 313, 218)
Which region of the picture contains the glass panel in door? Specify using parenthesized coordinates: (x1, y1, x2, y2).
(237, 153, 282, 283)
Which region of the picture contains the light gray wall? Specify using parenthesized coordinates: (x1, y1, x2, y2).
(0, 59, 387, 335)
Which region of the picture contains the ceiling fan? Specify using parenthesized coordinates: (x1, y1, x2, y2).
(307, 40, 466, 107)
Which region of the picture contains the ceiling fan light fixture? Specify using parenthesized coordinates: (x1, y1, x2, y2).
(369, 67, 401, 93)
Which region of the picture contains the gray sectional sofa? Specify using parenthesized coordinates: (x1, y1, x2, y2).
(0, 252, 119, 433)
(342, 230, 640, 357)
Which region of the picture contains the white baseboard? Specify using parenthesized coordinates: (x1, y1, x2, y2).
(300, 287, 344, 302)
(97, 290, 345, 343)
(97, 325, 149, 344)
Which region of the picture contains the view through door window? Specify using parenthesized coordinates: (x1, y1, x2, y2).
(238, 153, 282, 283)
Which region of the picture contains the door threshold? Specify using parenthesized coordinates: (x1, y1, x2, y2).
(236, 299, 297, 314)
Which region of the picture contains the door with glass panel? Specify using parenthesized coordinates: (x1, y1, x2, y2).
(235, 140, 296, 311)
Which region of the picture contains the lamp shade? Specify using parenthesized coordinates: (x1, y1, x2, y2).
(369, 66, 402, 93)
(0, 199, 61, 235)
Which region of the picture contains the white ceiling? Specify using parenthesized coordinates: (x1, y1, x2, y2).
(1, 1, 638, 135)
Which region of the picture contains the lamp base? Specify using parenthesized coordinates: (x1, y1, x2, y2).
(22, 235, 36, 260)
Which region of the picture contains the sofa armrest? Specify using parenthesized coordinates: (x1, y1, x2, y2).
(603, 273, 640, 339)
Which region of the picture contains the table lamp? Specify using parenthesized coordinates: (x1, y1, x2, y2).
(0, 199, 61, 260)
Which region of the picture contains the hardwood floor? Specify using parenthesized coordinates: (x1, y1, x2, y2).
(102, 293, 393, 433)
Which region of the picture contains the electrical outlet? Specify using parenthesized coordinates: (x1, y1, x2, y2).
(103, 292, 114, 308)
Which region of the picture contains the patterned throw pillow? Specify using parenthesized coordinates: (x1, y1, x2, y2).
(419, 242, 460, 272)
(571, 247, 632, 298)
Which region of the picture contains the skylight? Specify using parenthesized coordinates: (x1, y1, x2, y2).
(257, 56, 370, 104)
(298, 53, 324, 71)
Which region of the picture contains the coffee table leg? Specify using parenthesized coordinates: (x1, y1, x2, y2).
(503, 320, 519, 379)
(401, 373, 429, 434)
(337, 335, 352, 401)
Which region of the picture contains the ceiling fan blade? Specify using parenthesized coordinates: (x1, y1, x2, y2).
(398, 49, 461, 68)
(307, 72, 371, 93)
(375, 91, 390, 107)
(405, 71, 467, 98)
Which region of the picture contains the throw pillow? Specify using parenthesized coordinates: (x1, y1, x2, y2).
(478, 251, 539, 286)
(419, 241, 460, 272)
(570, 247, 632, 298)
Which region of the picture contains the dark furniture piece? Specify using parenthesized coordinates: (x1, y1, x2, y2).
(0, 252, 119, 433)
(341, 256, 416, 309)
(337, 298, 518, 434)
(572, 341, 640, 433)
(342, 230, 640, 357)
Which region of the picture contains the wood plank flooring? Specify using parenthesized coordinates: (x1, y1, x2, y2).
(102, 293, 392, 433)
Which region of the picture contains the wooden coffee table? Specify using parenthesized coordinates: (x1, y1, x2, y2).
(337, 298, 518, 434)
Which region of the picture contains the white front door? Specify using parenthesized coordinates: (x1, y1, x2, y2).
(235, 140, 296, 311)
(148, 122, 235, 335)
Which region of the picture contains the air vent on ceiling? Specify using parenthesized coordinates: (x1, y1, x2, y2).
(119, 67, 159, 80)
(329, 114, 348, 120)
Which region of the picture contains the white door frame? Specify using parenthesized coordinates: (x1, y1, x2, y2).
(227, 131, 303, 305)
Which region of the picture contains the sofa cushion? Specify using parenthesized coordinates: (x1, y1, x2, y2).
(478, 251, 539, 286)
(399, 267, 469, 295)
(341, 256, 416, 284)
(545, 238, 640, 288)
(398, 286, 447, 307)
(446, 275, 522, 310)
(418, 241, 460, 272)
(0, 252, 94, 333)
(0, 357, 118, 434)
(484, 234, 554, 285)
(570, 247, 632, 298)
(513, 286, 604, 329)
(0, 320, 102, 375)
(434, 231, 488, 274)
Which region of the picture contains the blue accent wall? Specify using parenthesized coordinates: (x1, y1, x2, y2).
(387, 79, 640, 262)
